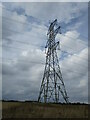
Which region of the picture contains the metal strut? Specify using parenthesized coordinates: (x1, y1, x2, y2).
(38, 19, 69, 103)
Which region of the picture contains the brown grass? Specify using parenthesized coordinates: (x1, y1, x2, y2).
(2, 101, 88, 118)
(0, 101, 2, 119)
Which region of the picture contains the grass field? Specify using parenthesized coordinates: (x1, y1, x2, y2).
(0, 101, 2, 119)
(2, 101, 88, 118)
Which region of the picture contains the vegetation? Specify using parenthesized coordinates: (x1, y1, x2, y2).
(2, 101, 88, 118)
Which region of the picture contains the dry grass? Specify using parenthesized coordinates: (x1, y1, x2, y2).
(0, 101, 2, 119)
(2, 101, 88, 118)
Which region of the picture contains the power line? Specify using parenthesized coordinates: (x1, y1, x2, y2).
(0, 4, 88, 40)
(0, 7, 87, 67)
(2, 38, 44, 48)
(0, 4, 88, 43)
(62, 32, 88, 46)
(1, 44, 87, 68)
(2, 27, 88, 61)
(61, 27, 88, 40)
(2, 27, 87, 56)
(2, 26, 88, 55)
(1, 37, 88, 62)
(1, 42, 88, 68)
(2, 15, 43, 30)
(1, 42, 88, 63)
(60, 49, 87, 61)
(2, 25, 44, 40)
(1, 5, 88, 102)
(1, 57, 87, 79)
(1, 57, 44, 65)
(1, 43, 88, 70)
(58, 28, 88, 46)
(2, 15, 88, 47)
(2, 16, 88, 47)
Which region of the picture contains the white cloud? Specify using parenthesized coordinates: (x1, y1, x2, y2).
(56, 30, 87, 54)
(2, 2, 88, 103)
(2, 48, 45, 100)
(59, 46, 88, 102)
(1, 0, 89, 2)
(26, 2, 86, 24)
(0, 2, 2, 101)
(3, 2, 88, 24)
(78, 76, 88, 88)
(2, 44, 88, 102)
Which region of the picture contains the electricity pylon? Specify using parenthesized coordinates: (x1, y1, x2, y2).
(38, 19, 69, 103)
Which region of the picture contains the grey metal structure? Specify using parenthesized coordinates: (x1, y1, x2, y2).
(38, 19, 69, 103)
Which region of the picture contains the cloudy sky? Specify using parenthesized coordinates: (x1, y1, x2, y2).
(0, 0, 89, 2)
(1, 2, 88, 103)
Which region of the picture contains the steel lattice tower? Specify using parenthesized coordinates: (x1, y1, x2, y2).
(38, 19, 69, 103)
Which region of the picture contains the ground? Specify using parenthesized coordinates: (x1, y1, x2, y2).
(2, 101, 88, 119)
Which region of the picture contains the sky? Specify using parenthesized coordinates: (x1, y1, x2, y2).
(0, 0, 89, 2)
(0, 2, 88, 103)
